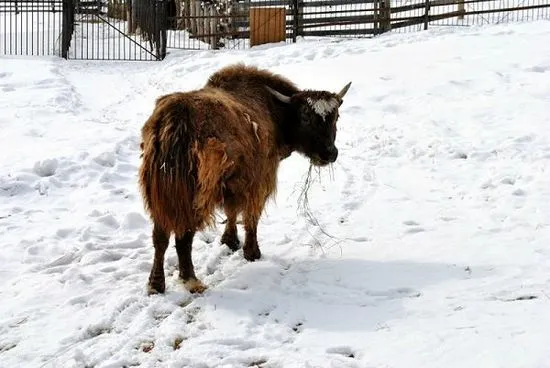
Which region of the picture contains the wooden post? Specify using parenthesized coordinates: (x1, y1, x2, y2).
(183, 0, 190, 29)
(194, 0, 201, 35)
(297, 0, 303, 37)
(292, 0, 298, 42)
(127, 0, 134, 33)
(380, 0, 391, 32)
(423, 0, 429, 30)
(457, 0, 465, 20)
(174, 0, 182, 29)
(203, 4, 209, 43)
(189, 0, 196, 33)
(291, 0, 302, 38)
(209, 6, 217, 48)
(128, 0, 137, 34)
(374, 0, 380, 35)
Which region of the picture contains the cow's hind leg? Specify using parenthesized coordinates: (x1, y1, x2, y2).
(148, 223, 170, 295)
(221, 202, 240, 251)
(243, 204, 263, 262)
(175, 230, 207, 294)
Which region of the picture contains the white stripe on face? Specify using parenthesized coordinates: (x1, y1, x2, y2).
(306, 97, 339, 120)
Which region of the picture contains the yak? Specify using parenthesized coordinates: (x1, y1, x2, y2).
(138, 63, 351, 294)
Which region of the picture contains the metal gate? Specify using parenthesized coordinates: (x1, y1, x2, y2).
(1, 0, 65, 56)
(0, 0, 167, 60)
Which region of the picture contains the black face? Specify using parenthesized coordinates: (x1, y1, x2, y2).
(294, 92, 341, 166)
(264, 82, 351, 166)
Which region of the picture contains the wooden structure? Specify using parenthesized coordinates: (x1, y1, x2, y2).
(249, 7, 286, 46)
(161, 0, 550, 50)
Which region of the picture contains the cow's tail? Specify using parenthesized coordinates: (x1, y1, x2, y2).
(138, 94, 199, 236)
(138, 94, 233, 236)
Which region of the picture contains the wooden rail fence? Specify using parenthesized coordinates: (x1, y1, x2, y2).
(163, 0, 550, 49)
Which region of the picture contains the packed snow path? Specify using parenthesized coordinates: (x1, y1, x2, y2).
(1, 21, 550, 368)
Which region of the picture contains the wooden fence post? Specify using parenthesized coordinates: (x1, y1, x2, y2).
(423, 0, 429, 30)
(293, 0, 303, 37)
(209, 6, 217, 48)
(374, 0, 391, 35)
(195, 0, 202, 37)
(292, 0, 298, 41)
(189, 0, 196, 33)
(128, 0, 137, 34)
(173, 0, 182, 28)
(380, 0, 391, 32)
(203, 4, 208, 42)
(457, 0, 465, 19)
(183, 0, 189, 29)
(373, 0, 378, 35)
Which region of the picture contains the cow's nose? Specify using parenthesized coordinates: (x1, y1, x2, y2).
(326, 146, 338, 162)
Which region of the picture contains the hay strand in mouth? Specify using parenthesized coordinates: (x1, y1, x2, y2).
(297, 163, 343, 254)
(297, 164, 320, 225)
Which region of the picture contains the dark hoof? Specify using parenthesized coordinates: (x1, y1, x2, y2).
(243, 246, 261, 261)
(147, 280, 165, 295)
(221, 231, 240, 251)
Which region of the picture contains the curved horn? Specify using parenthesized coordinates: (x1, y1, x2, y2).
(337, 82, 352, 99)
(265, 86, 291, 104)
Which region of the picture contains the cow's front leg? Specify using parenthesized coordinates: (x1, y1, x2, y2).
(243, 208, 262, 262)
(148, 223, 169, 294)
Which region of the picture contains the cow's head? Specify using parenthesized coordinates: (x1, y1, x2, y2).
(267, 82, 352, 166)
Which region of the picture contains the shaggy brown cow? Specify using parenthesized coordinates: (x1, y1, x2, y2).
(138, 63, 351, 294)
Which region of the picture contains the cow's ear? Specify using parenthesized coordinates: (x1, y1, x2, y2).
(265, 86, 291, 104)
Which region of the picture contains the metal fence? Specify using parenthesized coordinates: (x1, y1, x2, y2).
(66, 0, 166, 60)
(0, 0, 167, 60)
(1, 0, 64, 55)
(1, 0, 549, 60)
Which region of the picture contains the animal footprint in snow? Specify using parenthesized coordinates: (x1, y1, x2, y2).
(525, 65, 548, 73)
(247, 358, 268, 367)
(500, 177, 516, 185)
(292, 321, 304, 333)
(326, 346, 356, 359)
(403, 220, 425, 234)
(450, 151, 468, 159)
(512, 188, 526, 196)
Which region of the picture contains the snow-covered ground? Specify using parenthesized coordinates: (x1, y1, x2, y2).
(1, 19, 550, 368)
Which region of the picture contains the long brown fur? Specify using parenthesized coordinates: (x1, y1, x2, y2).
(139, 63, 351, 294)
